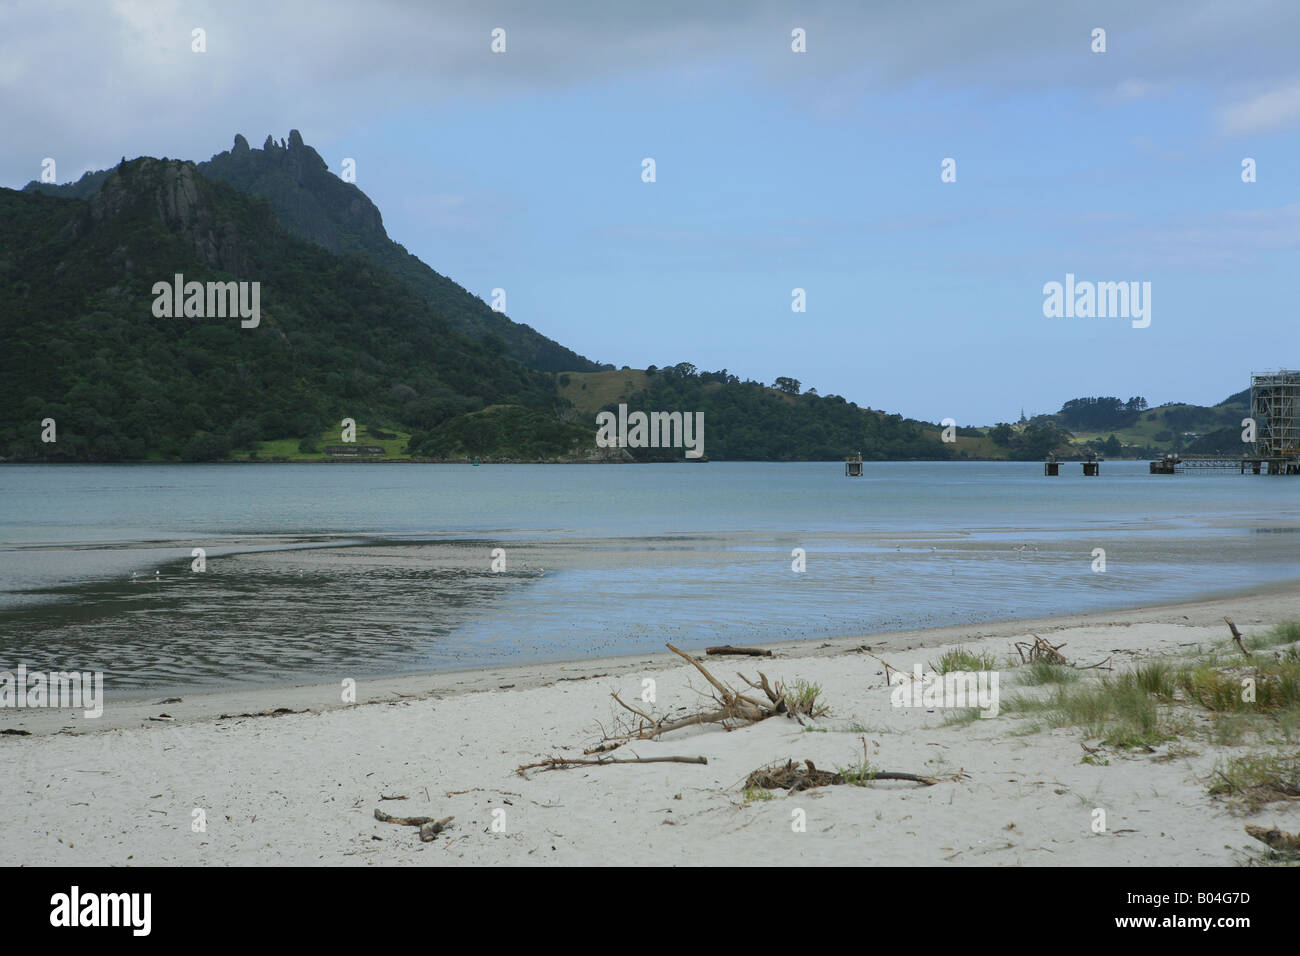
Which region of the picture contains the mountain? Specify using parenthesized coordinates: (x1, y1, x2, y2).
(25, 131, 602, 374)
(2, 146, 956, 464)
(0, 158, 590, 461)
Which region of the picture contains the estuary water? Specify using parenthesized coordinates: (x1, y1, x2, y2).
(1, 461, 1297, 696)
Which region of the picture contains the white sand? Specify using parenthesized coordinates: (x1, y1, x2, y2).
(3, 588, 1299, 866)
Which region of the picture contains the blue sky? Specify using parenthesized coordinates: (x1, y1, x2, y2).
(3, 1, 1298, 423)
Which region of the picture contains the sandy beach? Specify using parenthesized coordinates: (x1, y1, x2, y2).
(3, 586, 1299, 866)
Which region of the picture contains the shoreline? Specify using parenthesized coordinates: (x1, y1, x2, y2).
(6, 578, 1298, 736)
(3, 584, 1298, 865)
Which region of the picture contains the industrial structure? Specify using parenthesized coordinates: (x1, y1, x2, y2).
(1149, 370, 1300, 475)
(1250, 370, 1300, 472)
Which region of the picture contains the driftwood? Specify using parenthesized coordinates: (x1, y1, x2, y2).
(419, 820, 452, 841)
(706, 645, 773, 657)
(374, 808, 454, 831)
(744, 758, 944, 792)
(373, 808, 454, 842)
(599, 643, 828, 751)
(747, 759, 842, 791)
(516, 754, 707, 777)
(1245, 825, 1300, 853)
(1015, 635, 1068, 665)
(217, 707, 304, 720)
(1225, 617, 1252, 659)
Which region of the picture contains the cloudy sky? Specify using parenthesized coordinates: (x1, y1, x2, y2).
(3, 0, 1298, 423)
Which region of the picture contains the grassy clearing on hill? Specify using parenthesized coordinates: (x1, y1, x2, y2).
(235, 424, 414, 461)
(556, 369, 650, 418)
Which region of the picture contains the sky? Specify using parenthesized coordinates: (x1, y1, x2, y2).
(2, 0, 1298, 424)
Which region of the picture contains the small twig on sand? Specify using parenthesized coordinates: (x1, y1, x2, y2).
(1224, 617, 1252, 659)
(516, 754, 707, 778)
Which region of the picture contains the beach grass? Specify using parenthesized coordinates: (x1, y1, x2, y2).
(835, 757, 881, 786)
(929, 646, 997, 674)
(784, 679, 824, 713)
(1018, 660, 1081, 686)
(942, 707, 983, 727)
(998, 620, 1300, 751)
(1208, 752, 1300, 810)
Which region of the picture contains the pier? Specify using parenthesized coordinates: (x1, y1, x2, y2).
(1148, 371, 1300, 475)
(1150, 454, 1300, 475)
(845, 452, 863, 477)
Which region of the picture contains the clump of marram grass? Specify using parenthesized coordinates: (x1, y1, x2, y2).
(942, 707, 982, 727)
(1208, 753, 1300, 810)
(1246, 620, 1300, 652)
(836, 760, 879, 786)
(929, 646, 996, 674)
(1001, 671, 1181, 748)
(1019, 659, 1080, 686)
(784, 679, 824, 713)
(1177, 653, 1300, 714)
(1131, 660, 1178, 699)
(742, 786, 776, 803)
(999, 621, 1300, 750)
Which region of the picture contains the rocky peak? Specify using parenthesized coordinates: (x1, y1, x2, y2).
(87, 158, 259, 274)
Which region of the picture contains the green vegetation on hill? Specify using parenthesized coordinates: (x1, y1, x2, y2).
(1047, 391, 1252, 458)
(604, 363, 949, 461)
(27, 131, 601, 374)
(0, 159, 570, 462)
(406, 405, 591, 460)
(7, 137, 1268, 466)
(970, 389, 1257, 461)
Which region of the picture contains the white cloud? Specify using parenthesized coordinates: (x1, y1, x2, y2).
(1220, 82, 1300, 135)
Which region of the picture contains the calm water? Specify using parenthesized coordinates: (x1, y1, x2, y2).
(1, 461, 1297, 695)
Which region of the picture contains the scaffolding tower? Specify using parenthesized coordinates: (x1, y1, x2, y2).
(1251, 370, 1300, 466)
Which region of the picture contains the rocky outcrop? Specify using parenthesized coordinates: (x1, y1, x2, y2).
(87, 158, 263, 274)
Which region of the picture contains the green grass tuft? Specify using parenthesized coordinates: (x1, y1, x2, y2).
(1208, 753, 1300, 810)
(1019, 660, 1080, 686)
(929, 646, 996, 675)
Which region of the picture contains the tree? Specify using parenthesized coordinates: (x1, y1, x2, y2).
(989, 423, 1015, 447)
(773, 376, 801, 395)
(1018, 420, 1067, 459)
